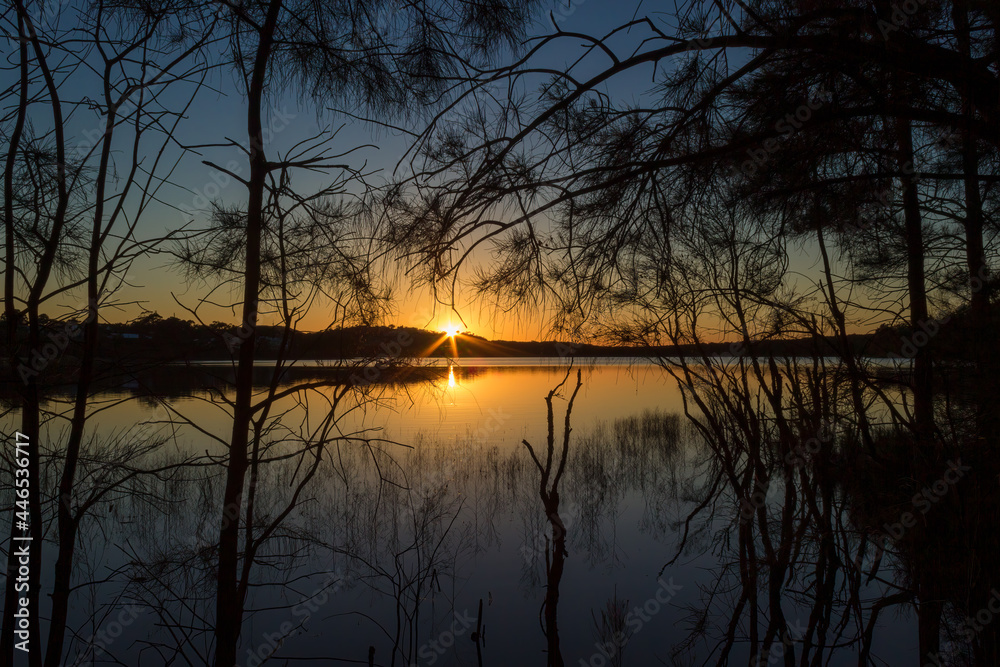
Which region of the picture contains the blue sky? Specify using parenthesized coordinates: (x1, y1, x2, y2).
(70, 0, 659, 338)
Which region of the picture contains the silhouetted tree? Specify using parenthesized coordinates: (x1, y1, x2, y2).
(0, 1, 216, 664)
(167, 0, 547, 663)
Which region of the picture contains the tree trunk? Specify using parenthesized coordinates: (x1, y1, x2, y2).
(213, 2, 283, 664)
(895, 118, 934, 445)
(1, 11, 29, 666)
(543, 495, 565, 667)
(42, 99, 115, 667)
(953, 1, 995, 439)
(4, 4, 72, 664)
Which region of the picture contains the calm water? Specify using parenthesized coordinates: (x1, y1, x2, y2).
(21, 360, 917, 665)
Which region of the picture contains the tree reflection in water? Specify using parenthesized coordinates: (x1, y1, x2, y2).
(40, 358, 1000, 666)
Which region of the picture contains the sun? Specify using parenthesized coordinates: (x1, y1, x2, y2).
(444, 326, 461, 338)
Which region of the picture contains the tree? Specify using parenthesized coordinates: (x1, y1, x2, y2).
(0, 1, 216, 663)
(386, 1, 999, 660)
(165, 0, 548, 662)
(391, 0, 998, 448)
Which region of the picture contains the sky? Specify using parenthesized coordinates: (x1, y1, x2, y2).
(27, 0, 890, 341)
(69, 0, 646, 340)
